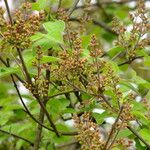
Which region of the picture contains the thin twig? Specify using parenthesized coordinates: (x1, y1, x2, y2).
(3, 0, 13, 25)
(16, 48, 32, 84)
(0, 128, 33, 146)
(93, 20, 117, 35)
(57, 0, 62, 11)
(69, 17, 117, 35)
(0, 56, 7, 66)
(103, 106, 124, 150)
(68, 0, 80, 17)
(33, 92, 60, 137)
(33, 108, 45, 150)
(118, 56, 144, 66)
(33, 49, 51, 150)
(47, 90, 76, 101)
(107, 128, 120, 150)
(0, 56, 24, 83)
(127, 126, 150, 149)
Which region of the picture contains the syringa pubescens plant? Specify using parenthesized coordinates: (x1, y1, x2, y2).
(0, 0, 149, 150)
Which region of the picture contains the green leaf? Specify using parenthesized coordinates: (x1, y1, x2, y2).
(32, 21, 65, 49)
(62, 108, 76, 114)
(32, 0, 50, 11)
(132, 111, 150, 126)
(48, 98, 70, 115)
(0, 111, 14, 126)
(0, 67, 19, 78)
(107, 60, 120, 73)
(31, 32, 43, 41)
(81, 35, 91, 49)
(139, 128, 150, 143)
(108, 46, 124, 58)
(33, 38, 53, 50)
(93, 111, 109, 124)
(132, 101, 147, 112)
(31, 32, 53, 50)
(41, 56, 60, 63)
(43, 20, 65, 44)
(135, 138, 147, 150)
(117, 128, 132, 139)
(119, 80, 139, 94)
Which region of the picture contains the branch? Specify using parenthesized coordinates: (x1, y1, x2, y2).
(47, 90, 76, 101)
(17, 49, 59, 137)
(57, 0, 62, 11)
(103, 106, 124, 150)
(16, 48, 32, 84)
(3, 0, 13, 25)
(0, 56, 7, 66)
(107, 130, 120, 150)
(0, 128, 33, 146)
(118, 56, 144, 66)
(127, 126, 150, 149)
(68, 0, 80, 17)
(33, 89, 60, 137)
(4, 0, 32, 84)
(33, 49, 51, 150)
(92, 20, 117, 35)
(33, 108, 45, 150)
(69, 17, 117, 35)
(0, 56, 24, 83)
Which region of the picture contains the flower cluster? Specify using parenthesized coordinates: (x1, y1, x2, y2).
(57, 37, 87, 80)
(120, 102, 134, 123)
(57, 8, 69, 22)
(73, 113, 104, 150)
(2, 2, 44, 49)
(114, 138, 134, 149)
(89, 35, 103, 57)
(23, 47, 50, 98)
(112, 0, 149, 59)
(0, 7, 5, 28)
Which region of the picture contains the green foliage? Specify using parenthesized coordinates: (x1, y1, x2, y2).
(0, 0, 150, 150)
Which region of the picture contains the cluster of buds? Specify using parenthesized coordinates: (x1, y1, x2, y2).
(57, 8, 69, 22)
(120, 102, 134, 122)
(141, 98, 150, 109)
(34, 78, 49, 98)
(87, 74, 109, 94)
(2, 2, 44, 49)
(105, 66, 123, 100)
(113, 0, 149, 60)
(58, 38, 87, 77)
(115, 120, 128, 130)
(32, 47, 44, 78)
(114, 138, 134, 149)
(89, 35, 103, 57)
(73, 37, 82, 52)
(23, 78, 49, 98)
(78, 13, 91, 34)
(58, 51, 87, 75)
(115, 0, 150, 60)
(69, 31, 78, 42)
(141, 98, 150, 119)
(0, 7, 6, 28)
(112, 17, 126, 35)
(73, 113, 104, 150)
